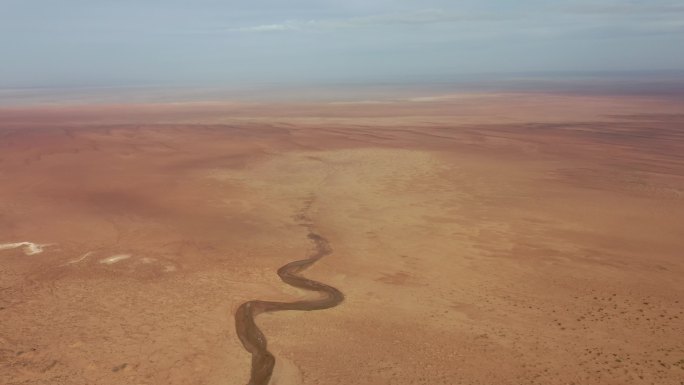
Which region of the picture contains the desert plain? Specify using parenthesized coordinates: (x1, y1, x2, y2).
(0, 91, 683, 385)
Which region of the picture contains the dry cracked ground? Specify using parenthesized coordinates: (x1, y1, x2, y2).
(1, 92, 683, 385)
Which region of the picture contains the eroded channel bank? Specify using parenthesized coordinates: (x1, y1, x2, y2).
(234, 231, 344, 385)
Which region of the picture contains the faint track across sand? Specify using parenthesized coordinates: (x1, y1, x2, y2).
(234, 229, 344, 385)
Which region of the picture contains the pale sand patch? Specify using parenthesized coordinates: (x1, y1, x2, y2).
(0, 242, 49, 255)
(99, 254, 132, 265)
(139, 257, 176, 272)
(269, 356, 303, 385)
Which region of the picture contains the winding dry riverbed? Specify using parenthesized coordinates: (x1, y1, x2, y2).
(234, 231, 345, 385)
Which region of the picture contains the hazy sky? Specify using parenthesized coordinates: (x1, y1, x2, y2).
(1, 0, 683, 87)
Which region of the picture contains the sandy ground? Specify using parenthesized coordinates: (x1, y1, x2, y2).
(0, 92, 683, 385)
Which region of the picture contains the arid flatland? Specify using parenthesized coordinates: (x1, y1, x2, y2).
(1, 92, 683, 385)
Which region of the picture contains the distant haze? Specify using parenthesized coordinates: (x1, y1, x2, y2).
(1, 0, 683, 88)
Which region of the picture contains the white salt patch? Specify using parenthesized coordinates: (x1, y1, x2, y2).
(408, 96, 444, 102)
(329, 100, 392, 105)
(66, 251, 93, 265)
(407, 94, 471, 102)
(0, 242, 49, 255)
(99, 254, 131, 265)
